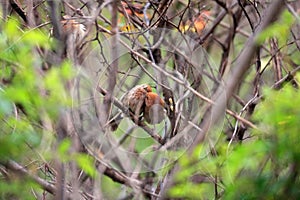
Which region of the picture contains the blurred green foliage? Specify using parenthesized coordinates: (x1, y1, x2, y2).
(168, 81, 300, 199)
(0, 18, 92, 198)
(168, 9, 300, 199)
(256, 10, 295, 46)
(0, 3, 299, 200)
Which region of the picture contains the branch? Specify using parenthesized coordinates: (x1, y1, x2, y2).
(200, 1, 237, 43)
(47, 0, 62, 41)
(103, 0, 119, 122)
(193, 0, 285, 147)
(272, 66, 300, 90)
(0, 159, 56, 195)
(159, 0, 286, 197)
(119, 37, 257, 129)
(10, 0, 27, 23)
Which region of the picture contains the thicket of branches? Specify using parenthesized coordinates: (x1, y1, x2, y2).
(0, 0, 300, 199)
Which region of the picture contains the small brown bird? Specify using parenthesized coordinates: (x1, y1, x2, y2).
(144, 92, 165, 124)
(61, 15, 86, 42)
(110, 84, 166, 130)
(121, 84, 153, 119)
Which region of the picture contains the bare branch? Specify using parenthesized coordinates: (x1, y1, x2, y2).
(194, 0, 285, 147)
(103, 0, 119, 124)
(1, 160, 56, 195)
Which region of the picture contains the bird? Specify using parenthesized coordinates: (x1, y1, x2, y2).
(49, 15, 86, 63)
(179, 10, 210, 35)
(61, 15, 86, 42)
(144, 92, 165, 124)
(109, 84, 166, 131)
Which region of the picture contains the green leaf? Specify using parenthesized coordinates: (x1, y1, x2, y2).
(22, 29, 50, 48)
(58, 139, 71, 155)
(256, 10, 295, 45)
(75, 154, 97, 177)
(5, 19, 21, 38)
(60, 61, 74, 80)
